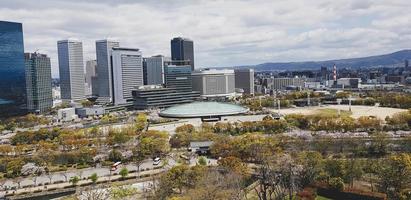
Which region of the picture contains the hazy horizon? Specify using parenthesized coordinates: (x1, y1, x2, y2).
(1, 0, 410, 78)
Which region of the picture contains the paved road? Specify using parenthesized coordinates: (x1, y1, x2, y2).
(1, 159, 158, 190)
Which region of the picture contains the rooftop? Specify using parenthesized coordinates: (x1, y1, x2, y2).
(159, 102, 248, 118)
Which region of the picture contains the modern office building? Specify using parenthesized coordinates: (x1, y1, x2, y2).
(111, 47, 143, 105)
(132, 85, 200, 110)
(145, 55, 170, 85)
(192, 69, 235, 98)
(57, 39, 85, 102)
(96, 39, 120, 103)
(25, 53, 53, 114)
(267, 78, 307, 90)
(0, 21, 26, 117)
(171, 37, 194, 70)
(164, 65, 193, 92)
(85, 60, 97, 96)
(234, 69, 254, 95)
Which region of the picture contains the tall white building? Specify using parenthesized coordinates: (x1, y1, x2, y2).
(57, 39, 85, 102)
(145, 55, 170, 85)
(111, 48, 143, 105)
(96, 39, 120, 103)
(85, 60, 97, 96)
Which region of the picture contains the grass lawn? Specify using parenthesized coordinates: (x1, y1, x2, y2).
(316, 195, 333, 200)
(314, 108, 352, 117)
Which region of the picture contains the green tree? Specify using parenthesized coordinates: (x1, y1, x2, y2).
(378, 153, 411, 199)
(298, 151, 324, 187)
(135, 113, 147, 132)
(119, 167, 129, 179)
(198, 156, 207, 166)
(89, 173, 98, 184)
(69, 176, 80, 186)
(109, 149, 123, 162)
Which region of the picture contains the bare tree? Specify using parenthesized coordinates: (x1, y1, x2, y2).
(78, 185, 110, 200)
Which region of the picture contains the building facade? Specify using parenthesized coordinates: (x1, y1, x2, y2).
(85, 60, 97, 96)
(192, 69, 235, 98)
(171, 37, 194, 70)
(57, 39, 85, 102)
(96, 39, 120, 103)
(164, 65, 193, 92)
(267, 78, 306, 90)
(25, 53, 53, 114)
(0, 21, 26, 117)
(145, 55, 170, 85)
(234, 69, 254, 95)
(132, 85, 199, 110)
(111, 47, 143, 105)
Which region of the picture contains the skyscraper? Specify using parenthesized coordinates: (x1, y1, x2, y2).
(57, 39, 85, 102)
(111, 48, 143, 105)
(85, 60, 97, 96)
(171, 37, 194, 70)
(25, 53, 52, 114)
(96, 39, 120, 103)
(145, 55, 170, 85)
(164, 64, 193, 92)
(0, 21, 26, 117)
(234, 69, 254, 95)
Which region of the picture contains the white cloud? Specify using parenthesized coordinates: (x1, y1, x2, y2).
(0, 0, 410, 77)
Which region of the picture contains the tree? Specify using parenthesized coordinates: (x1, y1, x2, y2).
(135, 113, 147, 132)
(81, 100, 94, 107)
(119, 167, 129, 179)
(70, 176, 80, 186)
(329, 177, 344, 191)
(198, 156, 207, 166)
(6, 158, 25, 178)
(109, 149, 123, 162)
(89, 173, 98, 184)
(378, 153, 411, 199)
(297, 151, 324, 187)
(217, 156, 249, 176)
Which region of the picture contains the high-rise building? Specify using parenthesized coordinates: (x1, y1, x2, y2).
(111, 47, 143, 105)
(192, 69, 236, 98)
(0, 21, 26, 117)
(57, 39, 85, 102)
(96, 39, 120, 103)
(171, 37, 194, 70)
(234, 69, 254, 95)
(25, 53, 52, 114)
(164, 64, 193, 92)
(145, 55, 170, 85)
(85, 60, 97, 96)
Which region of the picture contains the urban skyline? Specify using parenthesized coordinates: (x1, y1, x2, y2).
(1, 0, 411, 78)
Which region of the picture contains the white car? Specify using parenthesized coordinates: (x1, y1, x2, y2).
(153, 157, 161, 165)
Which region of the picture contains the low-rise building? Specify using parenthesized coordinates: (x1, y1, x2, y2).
(75, 106, 105, 118)
(192, 69, 235, 98)
(57, 107, 77, 122)
(132, 85, 200, 110)
(189, 141, 214, 154)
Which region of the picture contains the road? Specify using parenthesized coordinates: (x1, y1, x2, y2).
(1, 159, 159, 190)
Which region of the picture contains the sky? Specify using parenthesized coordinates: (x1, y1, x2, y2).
(1, 0, 411, 78)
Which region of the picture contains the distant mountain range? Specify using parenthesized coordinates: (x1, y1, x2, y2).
(237, 49, 411, 71)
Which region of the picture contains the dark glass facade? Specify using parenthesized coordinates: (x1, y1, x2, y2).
(164, 65, 193, 92)
(0, 21, 26, 117)
(171, 37, 194, 70)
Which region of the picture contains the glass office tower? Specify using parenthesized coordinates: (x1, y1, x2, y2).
(0, 21, 26, 117)
(171, 37, 194, 71)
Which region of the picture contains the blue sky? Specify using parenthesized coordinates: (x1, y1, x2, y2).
(1, 0, 410, 78)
